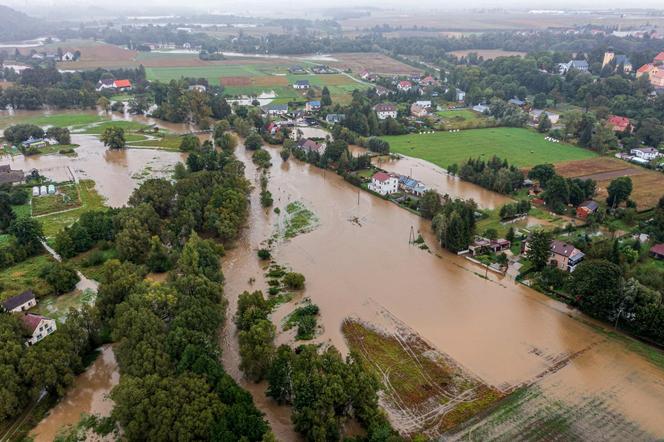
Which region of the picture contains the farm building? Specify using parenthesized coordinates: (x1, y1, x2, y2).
(1, 290, 37, 313)
(576, 200, 599, 219)
(651, 244, 664, 260)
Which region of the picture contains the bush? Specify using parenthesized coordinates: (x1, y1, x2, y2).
(40, 262, 80, 295)
(257, 249, 271, 260)
(283, 272, 305, 289)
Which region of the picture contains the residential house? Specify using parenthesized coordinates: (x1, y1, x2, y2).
(297, 138, 322, 154)
(265, 122, 280, 136)
(305, 101, 321, 112)
(607, 115, 631, 132)
(557, 60, 589, 74)
(469, 237, 511, 256)
(289, 65, 307, 74)
(311, 65, 335, 74)
(293, 80, 310, 90)
(95, 78, 115, 92)
(576, 200, 599, 219)
(650, 243, 664, 260)
(368, 172, 398, 195)
(508, 97, 525, 106)
(19, 313, 56, 346)
(0, 165, 24, 185)
(415, 100, 432, 108)
(263, 103, 289, 116)
(410, 103, 429, 118)
(630, 147, 661, 161)
(1, 290, 37, 313)
(530, 109, 560, 124)
(549, 240, 585, 272)
(374, 86, 389, 97)
(636, 63, 659, 78)
(655, 52, 664, 62)
(651, 71, 664, 88)
(188, 84, 207, 93)
(602, 52, 633, 72)
(374, 103, 397, 120)
(21, 137, 48, 149)
(419, 75, 439, 87)
(325, 114, 345, 124)
(398, 176, 427, 196)
(61, 51, 76, 61)
(113, 79, 132, 91)
(397, 80, 414, 92)
(472, 104, 489, 113)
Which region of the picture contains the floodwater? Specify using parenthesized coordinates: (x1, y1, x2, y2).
(0, 110, 187, 207)
(221, 143, 664, 439)
(350, 145, 512, 209)
(30, 345, 119, 442)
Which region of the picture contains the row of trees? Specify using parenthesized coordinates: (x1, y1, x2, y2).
(455, 156, 524, 194)
(527, 163, 597, 213)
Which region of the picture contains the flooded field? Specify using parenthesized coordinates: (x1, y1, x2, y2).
(1, 110, 187, 207)
(221, 143, 664, 439)
(30, 345, 119, 442)
(349, 146, 513, 209)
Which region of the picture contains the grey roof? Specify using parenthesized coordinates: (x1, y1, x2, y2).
(326, 113, 345, 123)
(569, 60, 588, 69)
(295, 80, 310, 86)
(0, 166, 24, 184)
(579, 200, 599, 211)
(615, 55, 631, 66)
(2, 290, 35, 311)
(264, 103, 288, 111)
(509, 98, 525, 106)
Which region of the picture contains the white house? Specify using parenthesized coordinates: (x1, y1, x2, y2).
(557, 60, 589, 74)
(20, 313, 56, 346)
(368, 172, 399, 195)
(293, 80, 310, 90)
(530, 109, 560, 124)
(414, 100, 432, 108)
(95, 78, 115, 92)
(374, 103, 397, 120)
(61, 51, 76, 61)
(630, 147, 661, 161)
(263, 103, 289, 116)
(188, 84, 207, 93)
(1, 290, 37, 313)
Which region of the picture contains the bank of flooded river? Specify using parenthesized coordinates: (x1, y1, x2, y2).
(221, 143, 664, 439)
(30, 345, 119, 442)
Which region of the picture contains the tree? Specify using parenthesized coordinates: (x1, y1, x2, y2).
(569, 259, 622, 318)
(266, 345, 294, 404)
(239, 319, 276, 382)
(116, 218, 151, 263)
(100, 126, 126, 149)
(0, 192, 15, 232)
(46, 127, 71, 145)
(283, 272, 305, 289)
(97, 96, 110, 112)
(244, 132, 263, 151)
(590, 123, 618, 154)
(528, 163, 556, 187)
(179, 134, 201, 152)
(40, 262, 79, 295)
(3, 124, 44, 144)
(542, 175, 570, 213)
(216, 132, 237, 151)
(526, 230, 552, 271)
(606, 176, 632, 208)
(146, 236, 171, 273)
(533, 93, 548, 109)
(418, 190, 442, 219)
(321, 86, 332, 106)
(9, 217, 44, 255)
(537, 113, 552, 133)
(128, 178, 175, 218)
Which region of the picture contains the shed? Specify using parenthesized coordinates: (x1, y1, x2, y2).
(32, 186, 40, 196)
(47, 184, 55, 194)
(39, 185, 47, 195)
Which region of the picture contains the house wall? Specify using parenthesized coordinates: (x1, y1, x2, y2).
(27, 319, 56, 346)
(8, 299, 36, 313)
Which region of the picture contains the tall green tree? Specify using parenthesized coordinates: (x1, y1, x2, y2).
(100, 126, 126, 149)
(526, 230, 552, 270)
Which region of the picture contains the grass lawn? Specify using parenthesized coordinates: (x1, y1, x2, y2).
(23, 113, 103, 128)
(38, 180, 106, 238)
(130, 135, 186, 151)
(34, 289, 97, 323)
(32, 183, 81, 216)
(12, 203, 31, 218)
(0, 253, 55, 298)
(382, 127, 597, 168)
(79, 120, 152, 134)
(437, 109, 479, 121)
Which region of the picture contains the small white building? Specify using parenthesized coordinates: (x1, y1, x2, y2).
(293, 80, 310, 90)
(1, 290, 37, 313)
(368, 172, 399, 195)
(61, 51, 76, 61)
(20, 313, 56, 346)
(630, 147, 661, 161)
(47, 184, 56, 194)
(32, 186, 40, 196)
(374, 104, 397, 120)
(39, 185, 47, 195)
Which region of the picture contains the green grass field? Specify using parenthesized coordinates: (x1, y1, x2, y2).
(38, 180, 106, 238)
(382, 128, 597, 168)
(437, 109, 479, 121)
(0, 253, 55, 298)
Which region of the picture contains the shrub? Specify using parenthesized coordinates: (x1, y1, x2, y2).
(283, 272, 305, 289)
(257, 249, 271, 260)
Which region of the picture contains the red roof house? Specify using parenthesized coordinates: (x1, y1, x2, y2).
(651, 244, 664, 260)
(607, 115, 631, 132)
(397, 80, 413, 92)
(113, 79, 132, 90)
(655, 52, 664, 62)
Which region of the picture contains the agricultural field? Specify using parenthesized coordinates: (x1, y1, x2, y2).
(0, 112, 104, 131)
(326, 52, 422, 75)
(382, 128, 597, 169)
(31, 183, 81, 216)
(555, 157, 664, 209)
(343, 320, 503, 438)
(449, 49, 527, 60)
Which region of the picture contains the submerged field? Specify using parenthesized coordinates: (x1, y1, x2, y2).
(382, 128, 597, 168)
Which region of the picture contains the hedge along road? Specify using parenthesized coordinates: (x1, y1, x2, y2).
(220, 142, 664, 439)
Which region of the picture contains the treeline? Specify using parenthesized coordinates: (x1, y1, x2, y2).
(0, 66, 146, 110)
(454, 156, 524, 195)
(151, 79, 231, 129)
(50, 151, 271, 439)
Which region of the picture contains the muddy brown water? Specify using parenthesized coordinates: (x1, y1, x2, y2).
(220, 144, 664, 439)
(30, 345, 119, 442)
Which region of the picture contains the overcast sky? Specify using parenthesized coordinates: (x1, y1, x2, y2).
(5, 0, 664, 17)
